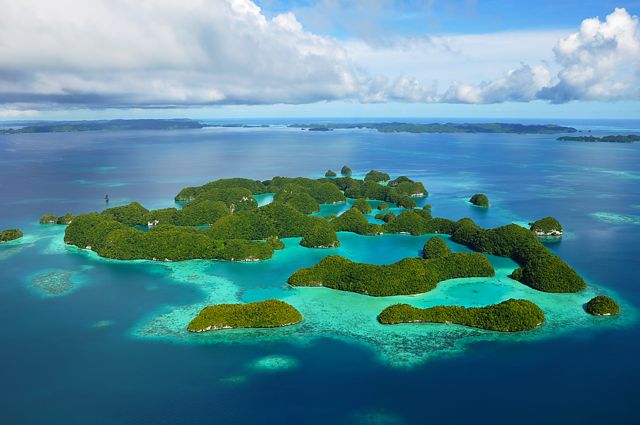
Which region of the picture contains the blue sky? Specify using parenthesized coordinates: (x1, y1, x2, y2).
(257, 0, 640, 36)
(0, 0, 638, 120)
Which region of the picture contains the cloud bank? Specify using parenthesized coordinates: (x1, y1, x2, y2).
(0, 1, 638, 109)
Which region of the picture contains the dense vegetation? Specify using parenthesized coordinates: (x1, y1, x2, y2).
(290, 122, 577, 134)
(325, 170, 337, 177)
(450, 220, 586, 292)
(288, 253, 494, 296)
(0, 119, 207, 134)
(353, 198, 372, 214)
(422, 237, 451, 259)
(335, 178, 419, 208)
(558, 134, 640, 143)
(377, 203, 389, 211)
(0, 228, 23, 242)
(530, 217, 563, 236)
(331, 208, 383, 235)
(469, 193, 489, 207)
(64, 213, 277, 261)
(378, 299, 545, 332)
(187, 299, 303, 332)
(585, 296, 620, 316)
(375, 212, 396, 223)
(300, 219, 340, 248)
(40, 213, 74, 225)
(364, 170, 391, 183)
(341, 165, 352, 176)
(59, 172, 587, 296)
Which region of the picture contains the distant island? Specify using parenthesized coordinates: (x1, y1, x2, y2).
(290, 122, 577, 134)
(0, 119, 208, 134)
(0, 119, 581, 135)
(557, 135, 640, 143)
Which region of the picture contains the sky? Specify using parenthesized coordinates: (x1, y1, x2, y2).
(0, 0, 639, 120)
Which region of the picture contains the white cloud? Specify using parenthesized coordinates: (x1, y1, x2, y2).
(0, 108, 39, 118)
(443, 8, 640, 104)
(540, 7, 640, 102)
(0, 1, 637, 109)
(0, 0, 357, 107)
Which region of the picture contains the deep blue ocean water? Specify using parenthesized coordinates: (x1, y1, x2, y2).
(1, 120, 639, 424)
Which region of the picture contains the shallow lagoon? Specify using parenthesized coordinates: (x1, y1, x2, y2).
(1, 121, 640, 424)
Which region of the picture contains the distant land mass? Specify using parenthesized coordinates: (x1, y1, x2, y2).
(0, 119, 580, 135)
(289, 122, 578, 134)
(557, 134, 640, 143)
(0, 119, 207, 134)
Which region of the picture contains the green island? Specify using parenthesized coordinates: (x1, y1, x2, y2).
(325, 169, 337, 177)
(469, 193, 489, 207)
(422, 237, 451, 259)
(377, 299, 545, 332)
(287, 253, 495, 296)
(59, 169, 590, 298)
(585, 295, 620, 316)
(353, 198, 372, 214)
(290, 122, 577, 134)
(557, 134, 640, 143)
(187, 299, 303, 332)
(364, 170, 391, 183)
(530, 216, 563, 237)
(0, 119, 207, 134)
(0, 228, 23, 242)
(40, 213, 74, 225)
(340, 165, 352, 176)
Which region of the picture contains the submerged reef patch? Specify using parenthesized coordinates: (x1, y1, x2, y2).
(591, 212, 640, 225)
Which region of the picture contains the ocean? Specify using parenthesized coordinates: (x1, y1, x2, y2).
(1, 119, 639, 424)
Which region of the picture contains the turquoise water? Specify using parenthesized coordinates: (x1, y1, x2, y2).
(1, 121, 639, 423)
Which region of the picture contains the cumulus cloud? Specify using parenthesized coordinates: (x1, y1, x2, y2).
(443, 64, 553, 104)
(540, 7, 640, 102)
(0, 0, 358, 108)
(0, 1, 637, 110)
(444, 8, 640, 104)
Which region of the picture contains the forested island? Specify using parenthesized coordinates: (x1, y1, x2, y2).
(530, 216, 563, 237)
(469, 193, 489, 207)
(0, 229, 23, 242)
(38, 166, 621, 333)
(0, 119, 207, 134)
(585, 296, 620, 316)
(378, 299, 545, 332)
(188, 299, 302, 332)
(558, 135, 640, 143)
(288, 253, 494, 296)
(290, 122, 577, 134)
(61, 170, 587, 294)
